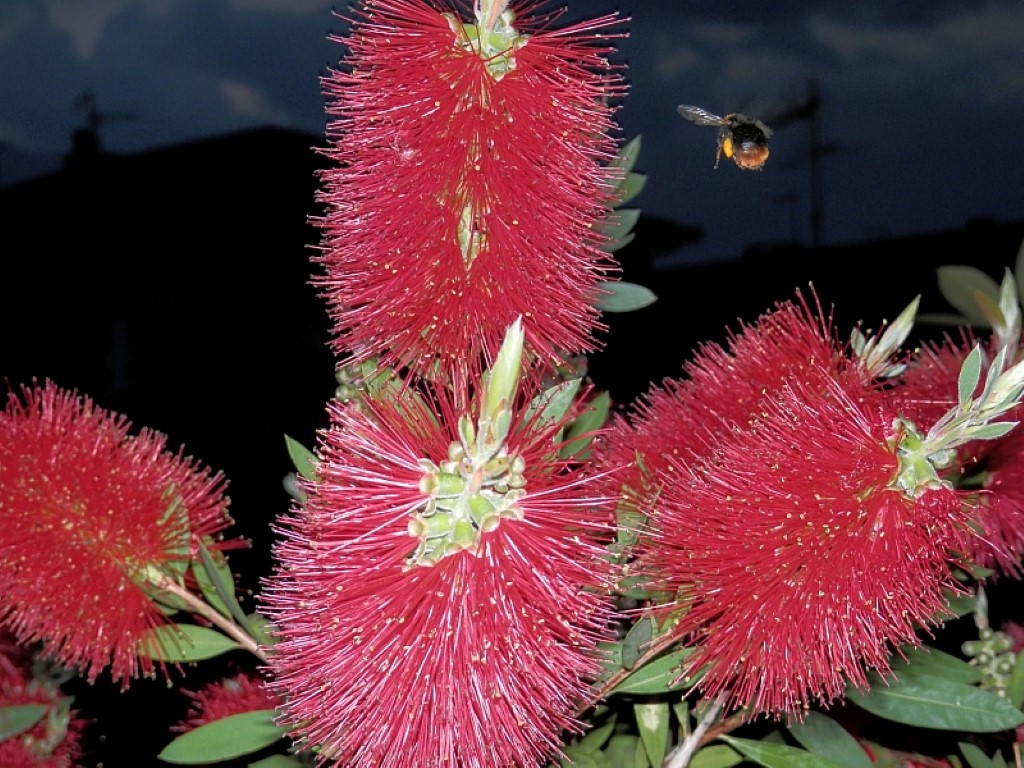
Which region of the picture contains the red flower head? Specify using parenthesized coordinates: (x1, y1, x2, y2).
(0, 381, 238, 686)
(604, 292, 861, 560)
(641, 372, 975, 717)
(610, 296, 978, 718)
(173, 671, 281, 733)
(0, 634, 87, 768)
(893, 334, 1024, 576)
(260, 365, 619, 766)
(314, 0, 626, 381)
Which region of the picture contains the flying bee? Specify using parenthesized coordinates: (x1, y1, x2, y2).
(676, 104, 773, 171)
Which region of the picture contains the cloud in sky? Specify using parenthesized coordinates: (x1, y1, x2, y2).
(229, 0, 333, 13)
(44, 0, 176, 60)
(808, 1, 1024, 100)
(218, 78, 289, 124)
(0, 3, 32, 45)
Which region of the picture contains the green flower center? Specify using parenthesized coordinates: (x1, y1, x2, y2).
(406, 441, 526, 568)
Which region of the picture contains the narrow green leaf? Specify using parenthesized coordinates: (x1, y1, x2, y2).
(634, 702, 669, 768)
(595, 208, 641, 242)
(284, 435, 317, 481)
(248, 757, 304, 768)
(559, 747, 600, 768)
(560, 391, 611, 460)
(622, 618, 653, 670)
(895, 644, 984, 685)
(719, 736, 847, 768)
(959, 741, 998, 768)
(618, 172, 647, 206)
(604, 734, 642, 767)
(847, 673, 1024, 732)
(787, 711, 873, 768)
(191, 537, 236, 620)
(612, 134, 642, 175)
(1006, 649, 1024, 709)
(601, 232, 636, 255)
(0, 703, 47, 740)
(595, 282, 657, 313)
(689, 744, 743, 768)
(610, 649, 694, 695)
(526, 378, 581, 431)
(969, 422, 1018, 441)
(958, 345, 983, 405)
(576, 715, 616, 754)
(158, 710, 285, 764)
(140, 624, 240, 662)
(937, 265, 1001, 326)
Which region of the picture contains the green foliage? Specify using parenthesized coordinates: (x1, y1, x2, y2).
(139, 624, 240, 662)
(846, 673, 1024, 732)
(158, 710, 286, 764)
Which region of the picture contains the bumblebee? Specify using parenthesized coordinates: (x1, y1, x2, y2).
(676, 104, 773, 171)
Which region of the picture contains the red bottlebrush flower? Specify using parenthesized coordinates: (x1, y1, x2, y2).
(314, 0, 626, 381)
(0, 381, 238, 686)
(173, 672, 281, 733)
(893, 335, 1024, 576)
(606, 293, 853, 533)
(0, 634, 87, 768)
(260, 375, 618, 766)
(638, 371, 975, 718)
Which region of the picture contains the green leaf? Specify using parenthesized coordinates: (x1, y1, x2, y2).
(595, 281, 657, 313)
(191, 537, 236, 620)
(140, 624, 240, 662)
(612, 134, 642, 175)
(634, 702, 669, 768)
(560, 391, 611, 460)
(937, 265, 1001, 326)
(576, 715, 616, 754)
(787, 711, 873, 768)
(596, 208, 641, 244)
(894, 644, 984, 685)
(618, 172, 647, 206)
(719, 736, 847, 768)
(959, 742, 998, 768)
(847, 673, 1024, 732)
(284, 435, 317, 481)
(969, 421, 1018, 440)
(622, 618, 653, 670)
(0, 703, 47, 740)
(559, 747, 602, 768)
(1006, 649, 1024, 709)
(958, 345, 983, 405)
(610, 649, 694, 695)
(158, 710, 286, 764)
(689, 744, 743, 768)
(604, 734, 644, 768)
(526, 378, 581, 432)
(248, 757, 305, 768)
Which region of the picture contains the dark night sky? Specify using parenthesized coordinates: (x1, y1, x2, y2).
(2, 0, 1022, 265)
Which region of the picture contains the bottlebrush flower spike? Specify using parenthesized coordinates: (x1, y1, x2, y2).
(172, 672, 281, 733)
(0, 382, 238, 686)
(894, 336, 1024, 575)
(260, 326, 619, 766)
(0, 632, 87, 768)
(640, 372, 977, 718)
(314, 0, 626, 381)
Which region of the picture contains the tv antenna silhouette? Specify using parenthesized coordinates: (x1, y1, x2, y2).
(71, 89, 138, 155)
(768, 80, 851, 248)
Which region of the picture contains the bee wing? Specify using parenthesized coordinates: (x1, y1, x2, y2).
(677, 105, 727, 127)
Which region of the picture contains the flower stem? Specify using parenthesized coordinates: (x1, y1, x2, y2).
(664, 694, 727, 768)
(151, 575, 269, 663)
